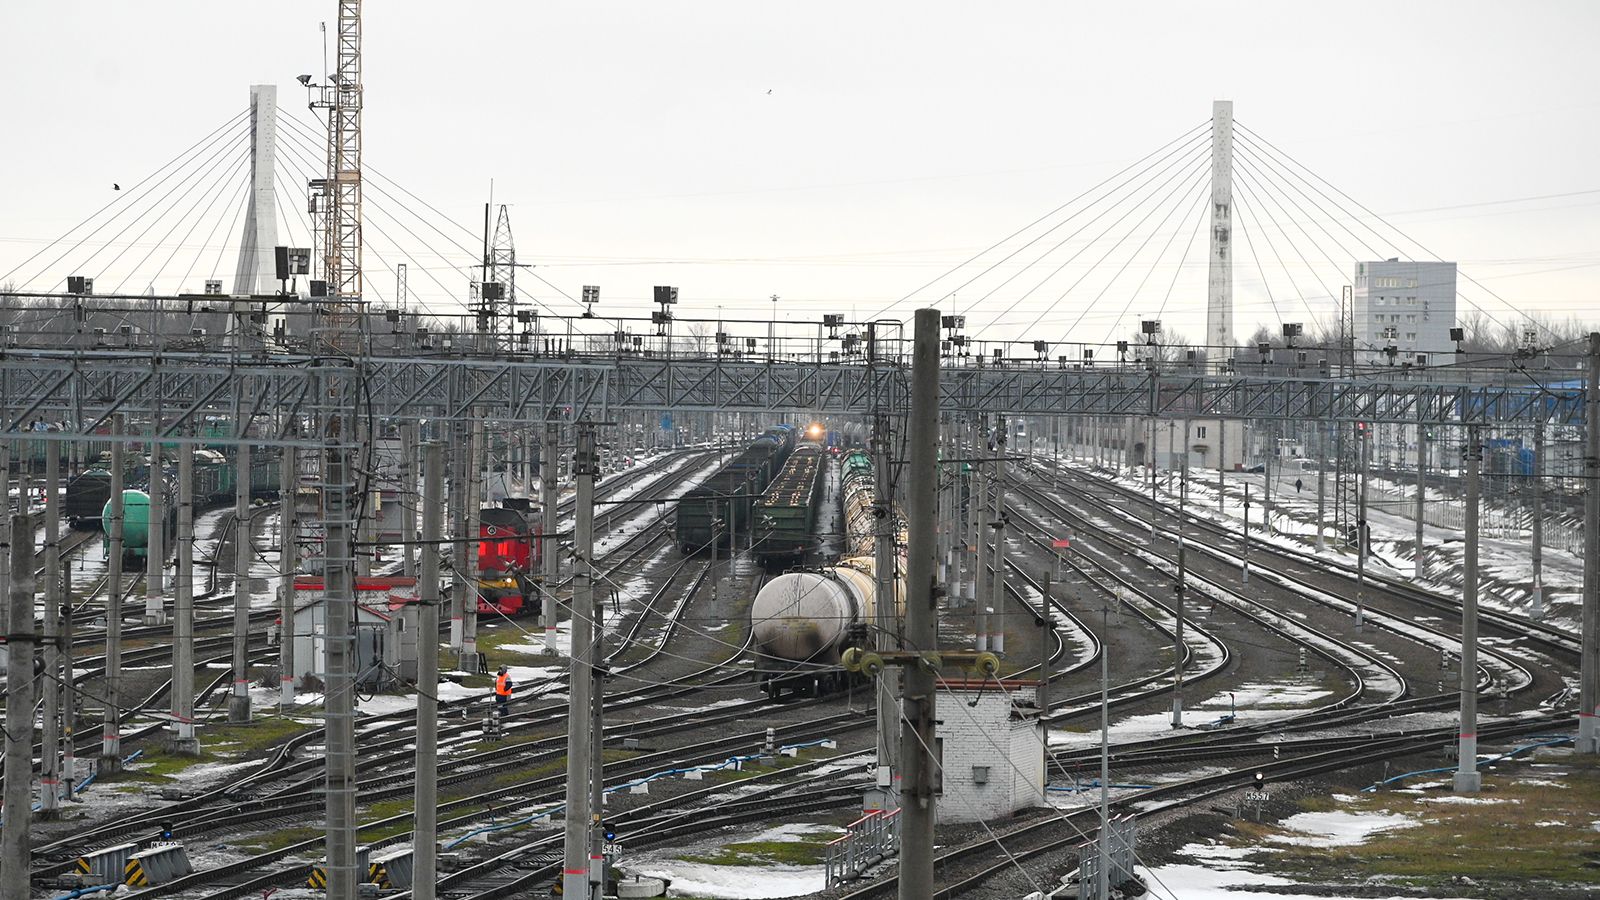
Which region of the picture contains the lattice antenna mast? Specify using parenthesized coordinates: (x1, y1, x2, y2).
(491, 204, 516, 330)
(473, 204, 516, 352)
(310, 1, 364, 354)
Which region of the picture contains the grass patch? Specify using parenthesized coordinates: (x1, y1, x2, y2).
(242, 825, 322, 852)
(102, 748, 215, 784)
(679, 829, 840, 867)
(1246, 752, 1600, 887)
(202, 715, 316, 753)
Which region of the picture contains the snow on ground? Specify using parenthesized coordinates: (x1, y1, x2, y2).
(624, 822, 842, 899)
(1415, 794, 1515, 805)
(1268, 810, 1419, 847)
(1047, 681, 1335, 749)
(625, 858, 824, 899)
(1130, 839, 1475, 900)
(1048, 452, 1584, 638)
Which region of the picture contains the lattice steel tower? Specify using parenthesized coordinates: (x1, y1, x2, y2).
(474, 204, 516, 351)
(316, 0, 364, 353)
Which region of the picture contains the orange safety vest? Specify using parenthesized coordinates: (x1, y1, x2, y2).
(495, 672, 512, 696)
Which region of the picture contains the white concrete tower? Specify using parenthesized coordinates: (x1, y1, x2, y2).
(232, 84, 280, 295)
(1206, 100, 1234, 357)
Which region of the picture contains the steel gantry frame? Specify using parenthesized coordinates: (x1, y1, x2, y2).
(0, 342, 1584, 449)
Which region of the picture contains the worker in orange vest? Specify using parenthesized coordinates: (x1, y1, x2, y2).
(494, 665, 513, 717)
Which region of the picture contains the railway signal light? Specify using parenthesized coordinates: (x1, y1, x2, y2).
(1253, 771, 1265, 790)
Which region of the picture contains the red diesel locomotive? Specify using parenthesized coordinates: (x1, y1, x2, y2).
(475, 506, 543, 617)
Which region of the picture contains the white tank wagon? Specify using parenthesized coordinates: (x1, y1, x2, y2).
(751, 560, 899, 696)
(751, 447, 907, 696)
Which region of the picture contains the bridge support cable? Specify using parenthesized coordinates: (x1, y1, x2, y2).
(952, 138, 1212, 341)
(1233, 122, 1549, 340)
(864, 120, 1211, 323)
(0, 108, 250, 289)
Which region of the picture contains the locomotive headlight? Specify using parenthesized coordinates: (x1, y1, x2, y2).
(807, 422, 824, 438)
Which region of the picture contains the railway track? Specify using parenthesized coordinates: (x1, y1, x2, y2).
(886, 713, 1574, 900)
(1053, 456, 1580, 660)
(1011, 465, 1543, 700)
(31, 448, 770, 883)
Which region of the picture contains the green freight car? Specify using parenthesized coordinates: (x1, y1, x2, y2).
(753, 442, 824, 567)
(676, 426, 796, 554)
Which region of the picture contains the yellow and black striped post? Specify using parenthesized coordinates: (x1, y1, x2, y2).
(123, 858, 149, 887)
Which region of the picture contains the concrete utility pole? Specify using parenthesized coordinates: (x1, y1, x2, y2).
(41, 445, 62, 814)
(1530, 423, 1544, 619)
(1218, 423, 1227, 514)
(562, 420, 598, 899)
(355, 429, 376, 580)
(401, 424, 417, 581)
(1263, 422, 1275, 535)
(0, 440, 10, 612)
(1456, 426, 1483, 792)
(972, 457, 988, 649)
(1148, 409, 1158, 542)
(172, 440, 197, 753)
(1207, 99, 1235, 354)
(2, 512, 36, 900)
(231, 441, 253, 722)
(1097, 599, 1112, 900)
(450, 422, 467, 653)
(413, 442, 443, 900)
(102, 415, 125, 771)
(1039, 571, 1053, 715)
(589, 578, 605, 900)
(145, 422, 166, 626)
(1316, 420, 1328, 552)
(1356, 424, 1369, 629)
(1580, 333, 1600, 755)
(872, 414, 900, 790)
(461, 417, 484, 672)
(321, 429, 359, 900)
(542, 421, 559, 654)
(989, 415, 1006, 655)
(897, 308, 940, 900)
(1173, 419, 1188, 729)
(1415, 419, 1427, 579)
(1241, 484, 1250, 584)
(279, 446, 297, 709)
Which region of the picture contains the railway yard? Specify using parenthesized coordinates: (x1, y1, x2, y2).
(4, 404, 1597, 900)
(2, 4, 1599, 900)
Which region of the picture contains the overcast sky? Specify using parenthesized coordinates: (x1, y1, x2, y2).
(2, 1, 1596, 347)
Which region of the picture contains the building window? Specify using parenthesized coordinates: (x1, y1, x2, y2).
(1196, 426, 1208, 439)
(1405, 332, 1417, 341)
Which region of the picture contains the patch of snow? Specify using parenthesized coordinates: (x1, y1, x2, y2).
(1270, 810, 1419, 847)
(1152, 842, 1476, 900)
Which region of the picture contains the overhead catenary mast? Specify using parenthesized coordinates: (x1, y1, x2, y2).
(307, 4, 365, 900)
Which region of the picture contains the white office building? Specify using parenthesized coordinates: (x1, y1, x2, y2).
(1352, 260, 1457, 365)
